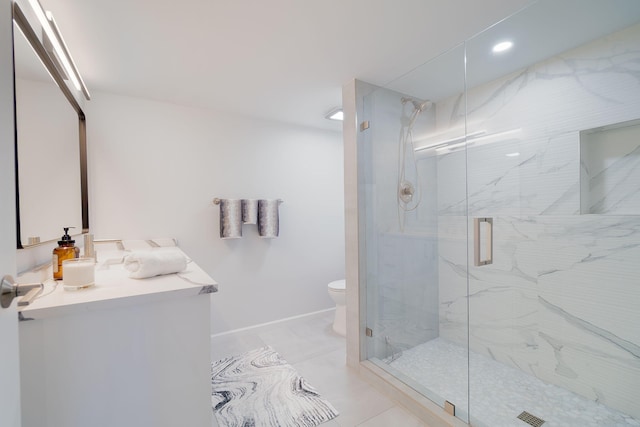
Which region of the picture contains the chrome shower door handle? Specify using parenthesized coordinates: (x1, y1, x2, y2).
(474, 217, 493, 266)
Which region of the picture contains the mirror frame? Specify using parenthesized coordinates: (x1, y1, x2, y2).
(12, 2, 89, 249)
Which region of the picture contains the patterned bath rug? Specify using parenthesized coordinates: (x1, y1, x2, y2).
(211, 346, 339, 427)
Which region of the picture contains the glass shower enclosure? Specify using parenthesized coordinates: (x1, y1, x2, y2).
(356, 1, 640, 426)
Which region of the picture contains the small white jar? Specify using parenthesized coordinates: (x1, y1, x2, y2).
(62, 258, 96, 290)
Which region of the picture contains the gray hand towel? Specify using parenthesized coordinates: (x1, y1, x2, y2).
(258, 199, 280, 238)
(219, 199, 243, 239)
(241, 199, 259, 224)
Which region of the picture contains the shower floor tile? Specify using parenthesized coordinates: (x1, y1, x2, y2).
(387, 338, 639, 427)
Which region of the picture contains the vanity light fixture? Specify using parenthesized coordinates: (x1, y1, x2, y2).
(27, 0, 90, 100)
(325, 107, 344, 121)
(492, 40, 514, 54)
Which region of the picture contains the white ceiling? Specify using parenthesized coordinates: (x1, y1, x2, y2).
(39, 0, 536, 131)
(386, 0, 640, 104)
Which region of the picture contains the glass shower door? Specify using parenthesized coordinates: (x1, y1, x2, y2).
(360, 44, 471, 422)
(464, 1, 640, 425)
(358, 1, 640, 426)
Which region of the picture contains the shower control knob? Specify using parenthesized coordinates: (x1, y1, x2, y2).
(399, 181, 415, 203)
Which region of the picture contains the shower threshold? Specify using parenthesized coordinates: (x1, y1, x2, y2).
(370, 338, 639, 427)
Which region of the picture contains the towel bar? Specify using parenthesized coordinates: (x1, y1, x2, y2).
(213, 198, 283, 205)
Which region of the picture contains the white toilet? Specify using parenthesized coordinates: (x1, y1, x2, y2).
(328, 279, 346, 336)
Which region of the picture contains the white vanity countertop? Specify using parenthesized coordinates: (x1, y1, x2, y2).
(18, 248, 217, 321)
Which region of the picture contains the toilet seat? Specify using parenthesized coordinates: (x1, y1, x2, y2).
(328, 279, 345, 291)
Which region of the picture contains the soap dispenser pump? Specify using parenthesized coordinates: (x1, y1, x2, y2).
(53, 227, 80, 280)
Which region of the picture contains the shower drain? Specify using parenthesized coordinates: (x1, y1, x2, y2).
(517, 411, 546, 427)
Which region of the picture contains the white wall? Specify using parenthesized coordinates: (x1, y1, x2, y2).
(86, 92, 345, 334)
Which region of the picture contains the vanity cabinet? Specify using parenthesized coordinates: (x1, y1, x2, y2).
(17, 249, 217, 427)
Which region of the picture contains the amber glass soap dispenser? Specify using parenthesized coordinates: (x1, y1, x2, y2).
(53, 227, 80, 280)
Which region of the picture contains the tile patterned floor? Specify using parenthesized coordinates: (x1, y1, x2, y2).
(210, 310, 428, 427)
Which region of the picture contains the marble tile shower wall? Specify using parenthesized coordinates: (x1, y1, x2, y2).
(437, 23, 640, 418)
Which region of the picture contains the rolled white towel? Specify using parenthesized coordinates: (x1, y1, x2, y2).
(123, 248, 187, 279)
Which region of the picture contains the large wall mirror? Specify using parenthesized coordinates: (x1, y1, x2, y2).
(13, 2, 88, 248)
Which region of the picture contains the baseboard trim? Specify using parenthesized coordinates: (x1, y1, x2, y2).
(210, 307, 336, 338)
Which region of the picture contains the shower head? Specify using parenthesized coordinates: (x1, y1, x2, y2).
(416, 100, 432, 112)
(401, 97, 432, 112)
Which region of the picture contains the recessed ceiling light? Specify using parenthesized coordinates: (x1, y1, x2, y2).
(325, 108, 343, 121)
(505, 152, 520, 157)
(492, 40, 513, 54)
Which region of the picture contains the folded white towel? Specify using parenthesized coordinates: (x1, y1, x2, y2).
(123, 248, 187, 279)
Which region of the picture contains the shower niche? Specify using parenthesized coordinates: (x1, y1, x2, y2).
(580, 118, 640, 215)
